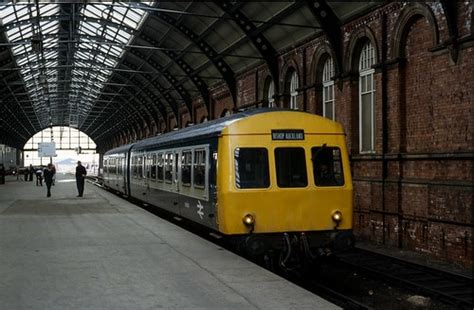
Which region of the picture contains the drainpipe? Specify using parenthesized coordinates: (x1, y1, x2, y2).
(381, 13, 388, 245)
(302, 48, 308, 111)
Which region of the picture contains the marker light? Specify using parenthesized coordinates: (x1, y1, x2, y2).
(243, 214, 255, 226)
(332, 211, 343, 223)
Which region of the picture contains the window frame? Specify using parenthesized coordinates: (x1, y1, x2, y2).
(267, 80, 275, 108)
(164, 152, 173, 183)
(150, 154, 157, 181)
(311, 146, 345, 187)
(157, 153, 164, 182)
(193, 148, 206, 189)
(181, 150, 192, 187)
(322, 57, 335, 120)
(274, 147, 308, 188)
(234, 147, 270, 189)
(358, 41, 376, 154)
(289, 71, 299, 110)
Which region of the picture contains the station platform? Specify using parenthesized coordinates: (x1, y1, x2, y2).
(0, 174, 338, 310)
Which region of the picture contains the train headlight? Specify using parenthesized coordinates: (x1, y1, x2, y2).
(243, 214, 255, 226)
(332, 211, 343, 223)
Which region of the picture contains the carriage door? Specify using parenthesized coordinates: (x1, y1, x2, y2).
(121, 158, 126, 193)
(179, 150, 192, 195)
(145, 154, 151, 192)
(174, 151, 180, 192)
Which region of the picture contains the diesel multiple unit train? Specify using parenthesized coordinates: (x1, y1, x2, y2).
(103, 109, 354, 262)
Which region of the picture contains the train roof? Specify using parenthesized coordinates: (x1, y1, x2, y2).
(104, 143, 135, 156)
(106, 109, 343, 153)
(132, 109, 290, 151)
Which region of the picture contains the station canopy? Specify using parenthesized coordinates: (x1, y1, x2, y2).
(0, 1, 382, 150)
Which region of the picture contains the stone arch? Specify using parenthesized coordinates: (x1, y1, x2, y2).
(262, 75, 275, 107)
(310, 44, 337, 116)
(344, 25, 379, 74)
(343, 26, 379, 154)
(281, 58, 301, 91)
(391, 3, 439, 59)
(281, 58, 301, 109)
(310, 43, 337, 85)
(398, 11, 438, 154)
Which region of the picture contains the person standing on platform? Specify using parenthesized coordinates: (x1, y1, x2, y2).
(29, 164, 34, 182)
(35, 168, 43, 186)
(43, 163, 54, 197)
(75, 161, 87, 197)
(51, 164, 56, 185)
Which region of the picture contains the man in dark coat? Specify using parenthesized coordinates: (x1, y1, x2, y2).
(43, 163, 55, 197)
(29, 164, 34, 182)
(75, 161, 87, 197)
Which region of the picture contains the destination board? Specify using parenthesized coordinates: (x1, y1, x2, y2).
(271, 130, 304, 140)
(38, 142, 56, 157)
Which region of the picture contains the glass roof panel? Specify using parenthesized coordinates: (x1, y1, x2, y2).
(0, 2, 150, 127)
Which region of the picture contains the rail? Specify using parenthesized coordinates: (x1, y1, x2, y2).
(336, 247, 473, 309)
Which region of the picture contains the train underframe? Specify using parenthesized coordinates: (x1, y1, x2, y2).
(230, 230, 355, 270)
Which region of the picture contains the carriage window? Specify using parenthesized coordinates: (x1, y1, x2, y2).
(312, 147, 344, 186)
(275, 148, 308, 188)
(117, 158, 122, 175)
(181, 151, 192, 186)
(165, 153, 173, 183)
(137, 156, 143, 179)
(157, 153, 164, 182)
(151, 154, 157, 180)
(193, 149, 206, 188)
(234, 148, 269, 189)
(111, 159, 116, 174)
(146, 156, 152, 179)
(132, 156, 137, 178)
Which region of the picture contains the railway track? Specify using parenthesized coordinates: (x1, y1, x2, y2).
(284, 270, 373, 310)
(336, 247, 473, 309)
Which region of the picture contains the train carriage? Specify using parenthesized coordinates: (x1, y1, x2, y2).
(103, 109, 354, 258)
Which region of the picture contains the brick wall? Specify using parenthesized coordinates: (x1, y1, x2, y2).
(214, 2, 473, 267)
(236, 70, 257, 108)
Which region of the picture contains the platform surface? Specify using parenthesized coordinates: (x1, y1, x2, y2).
(0, 174, 338, 310)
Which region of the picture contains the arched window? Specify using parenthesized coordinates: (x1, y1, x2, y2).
(322, 57, 335, 120)
(359, 41, 376, 153)
(23, 126, 99, 174)
(289, 71, 298, 110)
(267, 80, 275, 107)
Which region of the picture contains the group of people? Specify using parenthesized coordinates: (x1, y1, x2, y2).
(0, 161, 87, 197)
(34, 161, 87, 198)
(33, 164, 55, 187)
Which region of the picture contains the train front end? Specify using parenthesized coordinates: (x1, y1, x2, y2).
(216, 111, 354, 259)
